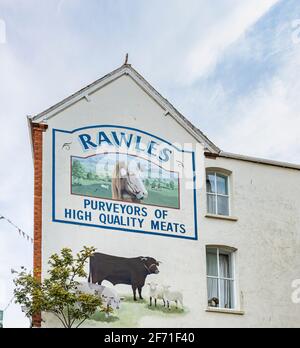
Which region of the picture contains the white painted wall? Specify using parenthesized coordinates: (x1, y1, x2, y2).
(40, 74, 300, 327)
(201, 156, 300, 327)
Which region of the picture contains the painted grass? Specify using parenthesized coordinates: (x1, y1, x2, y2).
(144, 189, 179, 208)
(72, 183, 111, 199)
(72, 184, 179, 208)
(87, 295, 186, 328)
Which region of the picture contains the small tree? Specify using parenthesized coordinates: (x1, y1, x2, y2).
(144, 178, 150, 187)
(14, 247, 103, 328)
(72, 160, 86, 183)
(87, 171, 94, 180)
(169, 180, 175, 190)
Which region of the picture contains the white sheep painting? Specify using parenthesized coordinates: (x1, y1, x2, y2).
(147, 282, 184, 310)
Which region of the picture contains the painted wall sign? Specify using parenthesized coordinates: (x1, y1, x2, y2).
(53, 125, 198, 240)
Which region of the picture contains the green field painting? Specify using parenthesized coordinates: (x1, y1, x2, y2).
(71, 153, 180, 209)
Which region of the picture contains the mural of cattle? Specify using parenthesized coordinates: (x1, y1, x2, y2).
(112, 161, 148, 203)
(88, 253, 160, 301)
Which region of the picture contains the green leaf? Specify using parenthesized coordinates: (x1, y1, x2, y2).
(14, 246, 103, 328)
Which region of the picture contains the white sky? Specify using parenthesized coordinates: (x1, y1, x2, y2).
(0, 0, 299, 327)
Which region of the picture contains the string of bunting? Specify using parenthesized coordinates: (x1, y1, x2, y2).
(0, 215, 33, 244)
(2, 295, 15, 313)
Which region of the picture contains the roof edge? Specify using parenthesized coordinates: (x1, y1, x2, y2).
(30, 64, 220, 154)
(127, 66, 220, 154)
(31, 65, 127, 122)
(213, 151, 300, 171)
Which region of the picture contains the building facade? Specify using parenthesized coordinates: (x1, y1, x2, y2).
(29, 64, 300, 328)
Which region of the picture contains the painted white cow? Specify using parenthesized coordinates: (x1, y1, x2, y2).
(76, 282, 121, 316)
(100, 286, 121, 312)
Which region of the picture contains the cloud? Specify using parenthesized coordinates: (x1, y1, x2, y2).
(0, 42, 36, 328)
(216, 47, 300, 163)
(184, 0, 278, 82)
(166, 0, 300, 165)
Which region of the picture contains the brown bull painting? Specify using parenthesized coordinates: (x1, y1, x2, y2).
(112, 161, 148, 203)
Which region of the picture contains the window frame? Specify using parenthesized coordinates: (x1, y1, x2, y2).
(206, 171, 231, 216)
(206, 246, 237, 310)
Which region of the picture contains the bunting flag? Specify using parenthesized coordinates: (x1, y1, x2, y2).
(0, 215, 33, 244)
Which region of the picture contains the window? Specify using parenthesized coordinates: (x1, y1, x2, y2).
(206, 172, 230, 216)
(206, 247, 236, 309)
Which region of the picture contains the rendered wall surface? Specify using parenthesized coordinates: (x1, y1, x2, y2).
(35, 74, 300, 328)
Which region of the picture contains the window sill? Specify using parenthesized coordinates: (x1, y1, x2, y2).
(206, 307, 245, 315)
(205, 214, 238, 222)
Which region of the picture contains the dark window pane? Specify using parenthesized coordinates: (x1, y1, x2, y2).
(207, 194, 216, 214)
(217, 195, 229, 216)
(217, 174, 228, 195)
(206, 173, 216, 193)
(206, 249, 218, 276)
